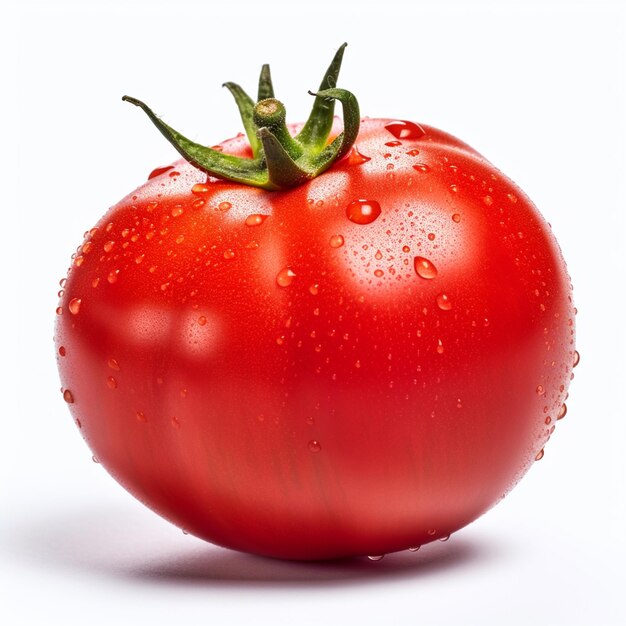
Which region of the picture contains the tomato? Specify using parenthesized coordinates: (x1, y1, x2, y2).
(55, 45, 577, 560)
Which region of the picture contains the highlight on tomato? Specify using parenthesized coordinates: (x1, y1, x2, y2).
(55, 44, 578, 560)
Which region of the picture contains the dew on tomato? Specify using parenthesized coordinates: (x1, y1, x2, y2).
(68, 298, 81, 314)
(308, 440, 322, 453)
(329, 234, 345, 248)
(346, 199, 381, 225)
(436, 293, 452, 310)
(413, 256, 437, 279)
(245, 214, 268, 226)
(276, 267, 296, 287)
(384, 120, 426, 140)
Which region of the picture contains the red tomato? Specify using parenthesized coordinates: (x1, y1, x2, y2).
(55, 51, 576, 561)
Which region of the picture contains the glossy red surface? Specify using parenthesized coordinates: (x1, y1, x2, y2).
(56, 119, 576, 559)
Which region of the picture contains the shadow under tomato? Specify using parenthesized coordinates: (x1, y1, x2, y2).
(10, 503, 501, 587)
(134, 539, 488, 587)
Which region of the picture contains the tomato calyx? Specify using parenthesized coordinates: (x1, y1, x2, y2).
(122, 43, 360, 191)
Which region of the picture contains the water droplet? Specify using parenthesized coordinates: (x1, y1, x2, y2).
(92, 455, 100, 463)
(436, 293, 452, 310)
(148, 165, 174, 179)
(223, 249, 235, 260)
(58, 346, 66, 356)
(452, 213, 461, 222)
(107, 376, 117, 389)
(375, 250, 383, 260)
(535, 448, 545, 461)
(135, 254, 144, 264)
(218, 201, 232, 212)
(192, 183, 210, 195)
(107, 269, 120, 284)
(374, 269, 384, 278)
(329, 234, 345, 248)
(439, 534, 450, 542)
(68, 298, 82, 314)
(536, 385, 545, 395)
(192, 198, 206, 209)
(347, 146, 371, 165)
(573, 350, 580, 367)
(385, 120, 426, 140)
(309, 283, 320, 295)
(413, 256, 438, 279)
(507, 193, 518, 203)
(198, 315, 207, 326)
(367, 554, 384, 561)
(308, 440, 322, 453)
(306, 416, 315, 425)
(108, 358, 120, 370)
(413, 163, 430, 173)
(136, 411, 147, 423)
(557, 403, 567, 420)
(436, 339, 444, 354)
(62, 389, 74, 403)
(346, 199, 381, 225)
(483, 195, 493, 206)
(171, 206, 184, 218)
(276, 267, 296, 287)
(171, 416, 181, 428)
(408, 546, 421, 552)
(545, 416, 552, 425)
(427, 529, 436, 536)
(245, 214, 268, 226)
(103, 241, 115, 253)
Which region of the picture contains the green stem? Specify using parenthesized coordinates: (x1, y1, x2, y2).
(123, 43, 361, 190)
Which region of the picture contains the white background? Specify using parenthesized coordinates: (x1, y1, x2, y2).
(3, 0, 625, 624)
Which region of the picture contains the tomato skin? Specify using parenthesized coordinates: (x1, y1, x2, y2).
(55, 118, 576, 560)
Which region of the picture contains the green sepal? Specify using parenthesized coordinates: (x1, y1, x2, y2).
(222, 82, 260, 157)
(123, 44, 362, 191)
(296, 43, 347, 149)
